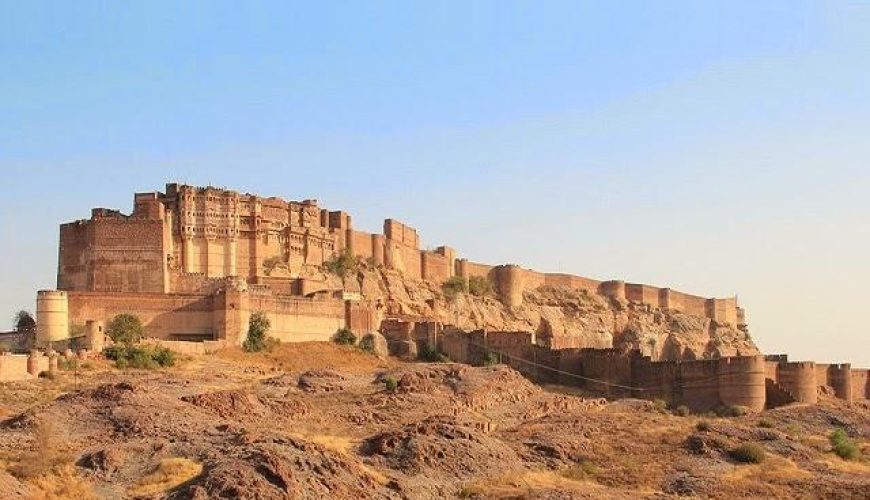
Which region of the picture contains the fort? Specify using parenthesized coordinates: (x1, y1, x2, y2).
(18, 183, 868, 409)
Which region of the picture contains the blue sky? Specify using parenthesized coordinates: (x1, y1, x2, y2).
(1, 2, 868, 366)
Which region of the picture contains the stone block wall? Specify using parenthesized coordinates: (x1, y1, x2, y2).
(59, 215, 167, 293)
(774, 361, 819, 404)
(0, 353, 48, 382)
(441, 329, 768, 412)
(852, 370, 869, 400)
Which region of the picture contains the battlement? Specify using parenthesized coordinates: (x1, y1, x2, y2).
(56, 182, 748, 331)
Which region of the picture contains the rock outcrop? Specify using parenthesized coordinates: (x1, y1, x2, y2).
(309, 265, 758, 361)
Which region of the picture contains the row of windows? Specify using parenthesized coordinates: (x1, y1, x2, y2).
(183, 211, 238, 218)
(183, 227, 239, 235)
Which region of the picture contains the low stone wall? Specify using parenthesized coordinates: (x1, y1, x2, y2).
(0, 352, 49, 382)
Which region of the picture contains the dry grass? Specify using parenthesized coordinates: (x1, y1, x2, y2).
(360, 464, 391, 486)
(27, 464, 97, 500)
(559, 461, 598, 482)
(815, 457, 870, 474)
(724, 455, 810, 483)
(8, 420, 73, 480)
(215, 342, 400, 375)
(801, 435, 830, 453)
(128, 457, 202, 497)
(291, 433, 354, 455)
(459, 469, 606, 498)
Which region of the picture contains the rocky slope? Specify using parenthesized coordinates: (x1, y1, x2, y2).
(311, 264, 758, 361)
(0, 344, 867, 499)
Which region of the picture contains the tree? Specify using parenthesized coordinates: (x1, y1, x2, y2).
(106, 313, 144, 345)
(14, 310, 36, 331)
(243, 311, 272, 352)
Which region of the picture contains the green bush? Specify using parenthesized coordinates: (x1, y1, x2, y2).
(243, 311, 274, 353)
(358, 335, 376, 354)
(442, 276, 467, 301)
(417, 343, 448, 362)
(384, 376, 398, 393)
(57, 357, 79, 371)
(483, 351, 500, 367)
(323, 250, 361, 285)
(106, 313, 144, 345)
(696, 420, 712, 432)
(829, 429, 860, 461)
(467, 276, 493, 297)
(104, 345, 175, 369)
(674, 405, 691, 417)
(333, 328, 357, 346)
(730, 443, 766, 464)
(652, 399, 669, 413)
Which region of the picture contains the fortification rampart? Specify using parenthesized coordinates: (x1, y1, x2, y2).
(39, 286, 377, 348)
(772, 361, 819, 404)
(55, 183, 745, 329)
(436, 329, 768, 412)
(436, 330, 865, 410)
(852, 370, 869, 400)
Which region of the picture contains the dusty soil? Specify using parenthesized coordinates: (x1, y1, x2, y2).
(0, 342, 868, 499)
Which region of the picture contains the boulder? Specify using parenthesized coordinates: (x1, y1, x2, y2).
(360, 333, 389, 357)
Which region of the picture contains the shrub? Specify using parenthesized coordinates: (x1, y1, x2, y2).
(696, 420, 712, 432)
(560, 460, 598, 481)
(243, 311, 273, 353)
(333, 328, 357, 346)
(829, 428, 860, 461)
(718, 405, 750, 418)
(674, 405, 691, 417)
(323, 250, 361, 285)
(384, 376, 398, 393)
(757, 418, 775, 429)
(262, 255, 285, 276)
(483, 351, 500, 366)
(58, 357, 79, 371)
(104, 345, 175, 369)
(358, 335, 376, 354)
(152, 347, 176, 367)
(652, 399, 669, 413)
(418, 343, 448, 362)
(442, 276, 468, 301)
(106, 313, 144, 345)
(730, 443, 766, 464)
(467, 276, 493, 297)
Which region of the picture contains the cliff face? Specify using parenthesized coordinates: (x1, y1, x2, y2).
(310, 265, 758, 361)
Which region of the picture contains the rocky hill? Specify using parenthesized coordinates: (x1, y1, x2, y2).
(312, 264, 758, 361)
(0, 343, 866, 499)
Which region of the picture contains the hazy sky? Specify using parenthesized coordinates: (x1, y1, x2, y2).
(1, 2, 868, 366)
